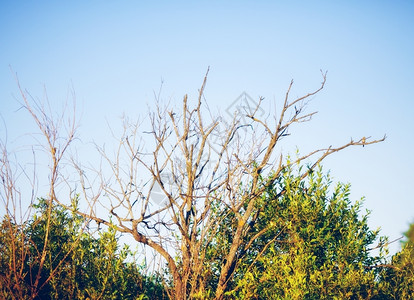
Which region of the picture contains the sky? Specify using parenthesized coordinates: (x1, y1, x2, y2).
(1, 1, 413, 255)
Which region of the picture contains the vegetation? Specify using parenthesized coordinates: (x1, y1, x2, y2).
(0, 197, 167, 300)
(1, 72, 412, 299)
(377, 223, 414, 299)
(206, 166, 387, 299)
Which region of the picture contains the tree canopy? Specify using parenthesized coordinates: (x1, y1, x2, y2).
(206, 166, 387, 299)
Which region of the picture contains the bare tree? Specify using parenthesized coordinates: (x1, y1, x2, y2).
(0, 80, 80, 299)
(64, 69, 384, 299)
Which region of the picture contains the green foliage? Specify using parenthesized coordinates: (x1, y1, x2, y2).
(206, 166, 387, 299)
(377, 223, 414, 299)
(0, 197, 167, 300)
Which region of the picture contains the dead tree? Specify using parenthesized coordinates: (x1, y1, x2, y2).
(71, 70, 384, 299)
(0, 80, 80, 299)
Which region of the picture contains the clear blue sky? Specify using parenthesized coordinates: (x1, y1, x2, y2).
(1, 1, 413, 255)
